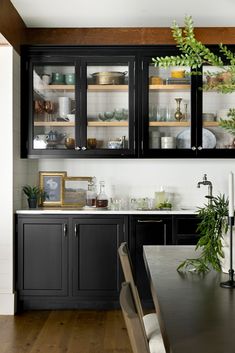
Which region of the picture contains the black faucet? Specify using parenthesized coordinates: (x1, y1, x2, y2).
(197, 174, 213, 205)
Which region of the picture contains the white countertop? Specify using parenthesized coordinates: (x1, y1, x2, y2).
(16, 208, 197, 215)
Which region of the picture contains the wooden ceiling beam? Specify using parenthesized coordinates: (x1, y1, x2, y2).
(25, 27, 235, 46)
(0, 0, 26, 53)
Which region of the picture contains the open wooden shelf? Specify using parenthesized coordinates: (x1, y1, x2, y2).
(149, 84, 190, 91)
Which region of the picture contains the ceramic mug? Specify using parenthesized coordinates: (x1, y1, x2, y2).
(65, 73, 75, 85)
(51, 72, 65, 84)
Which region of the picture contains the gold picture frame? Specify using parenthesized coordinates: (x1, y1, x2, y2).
(62, 176, 92, 207)
(39, 171, 67, 207)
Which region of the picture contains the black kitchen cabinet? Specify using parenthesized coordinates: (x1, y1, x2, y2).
(21, 46, 137, 158)
(17, 217, 68, 298)
(130, 215, 172, 302)
(16, 213, 200, 310)
(72, 217, 126, 300)
(21, 45, 235, 159)
(172, 214, 200, 245)
(16, 214, 127, 310)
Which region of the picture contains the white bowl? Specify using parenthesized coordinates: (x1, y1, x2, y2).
(67, 114, 75, 122)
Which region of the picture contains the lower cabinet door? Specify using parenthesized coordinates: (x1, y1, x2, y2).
(17, 217, 68, 296)
(72, 217, 126, 298)
(131, 216, 172, 302)
(173, 215, 200, 245)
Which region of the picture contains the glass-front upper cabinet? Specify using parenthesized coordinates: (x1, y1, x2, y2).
(81, 57, 135, 156)
(200, 65, 235, 156)
(141, 55, 196, 157)
(32, 63, 76, 154)
(25, 55, 136, 157)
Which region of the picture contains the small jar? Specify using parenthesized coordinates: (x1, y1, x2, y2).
(96, 181, 108, 208)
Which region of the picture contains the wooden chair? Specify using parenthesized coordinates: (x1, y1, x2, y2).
(118, 242, 165, 349)
(120, 282, 166, 353)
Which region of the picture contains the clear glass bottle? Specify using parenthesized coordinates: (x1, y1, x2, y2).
(86, 180, 97, 207)
(96, 181, 109, 208)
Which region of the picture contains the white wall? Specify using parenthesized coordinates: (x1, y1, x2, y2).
(0, 45, 37, 315)
(37, 158, 235, 209)
(0, 46, 15, 314)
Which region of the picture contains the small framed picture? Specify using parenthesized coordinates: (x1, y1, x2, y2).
(39, 171, 67, 206)
(62, 177, 92, 207)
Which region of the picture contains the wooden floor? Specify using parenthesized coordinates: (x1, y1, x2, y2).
(0, 310, 132, 353)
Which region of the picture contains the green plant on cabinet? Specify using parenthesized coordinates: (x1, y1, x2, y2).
(177, 194, 229, 273)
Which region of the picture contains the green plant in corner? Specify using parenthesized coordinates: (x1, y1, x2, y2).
(177, 194, 229, 273)
(152, 16, 235, 94)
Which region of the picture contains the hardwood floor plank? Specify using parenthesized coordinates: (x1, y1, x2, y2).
(0, 310, 132, 353)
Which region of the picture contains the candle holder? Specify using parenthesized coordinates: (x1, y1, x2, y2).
(220, 216, 235, 288)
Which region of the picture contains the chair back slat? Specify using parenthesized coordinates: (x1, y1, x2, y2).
(120, 282, 150, 353)
(118, 242, 144, 318)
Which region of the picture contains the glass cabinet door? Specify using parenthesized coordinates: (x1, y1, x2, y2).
(84, 58, 135, 155)
(146, 62, 194, 156)
(202, 65, 235, 152)
(32, 63, 76, 151)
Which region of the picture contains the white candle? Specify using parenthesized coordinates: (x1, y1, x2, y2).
(229, 171, 234, 217)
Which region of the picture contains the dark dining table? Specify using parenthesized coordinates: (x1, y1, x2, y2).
(143, 245, 235, 353)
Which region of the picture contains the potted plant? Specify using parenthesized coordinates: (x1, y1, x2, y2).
(22, 185, 44, 209)
(177, 194, 229, 273)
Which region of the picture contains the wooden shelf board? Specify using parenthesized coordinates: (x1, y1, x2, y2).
(149, 121, 190, 127)
(88, 84, 128, 91)
(34, 121, 219, 128)
(149, 84, 190, 91)
(149, 121, 220, 127)
(203, 121, 219, 127)
(34, 121, 75, 127)
(88, 121, 128, 127)
(38, 85, 75, 90)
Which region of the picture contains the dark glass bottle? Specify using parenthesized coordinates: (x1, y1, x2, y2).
(96, 181, 108, 208)
(86, 180, 97, 207)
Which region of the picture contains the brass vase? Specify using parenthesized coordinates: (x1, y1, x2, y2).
(175, 98, 183, 121)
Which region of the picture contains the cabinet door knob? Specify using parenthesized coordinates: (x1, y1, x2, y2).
(191, 146, 196, 151)
(75, 146, 81, 150)
(198, 146, 203, 150)
(82, 146, 87, 151)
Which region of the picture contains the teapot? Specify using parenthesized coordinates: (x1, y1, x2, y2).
(47, 130, 66, 143)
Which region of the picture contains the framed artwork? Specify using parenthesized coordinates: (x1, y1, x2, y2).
(62, 177, 92, 207)
(39, 171, 67, 206)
